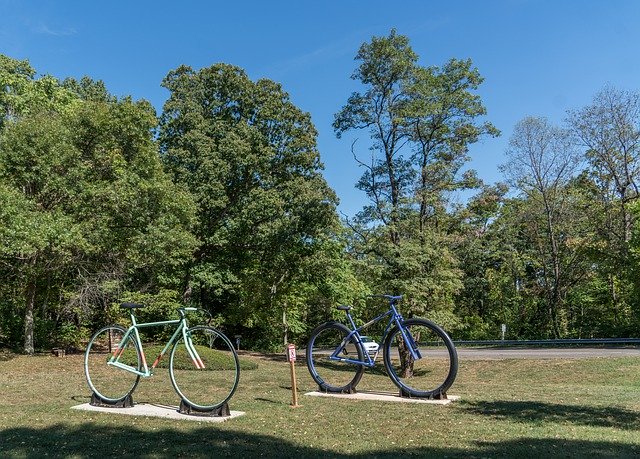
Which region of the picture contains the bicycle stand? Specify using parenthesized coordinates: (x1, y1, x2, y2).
(90, 392, 134, 408)
(178, 400, 231, 417)
(399, 388, 447, 400)
(318, 385, 357, 394)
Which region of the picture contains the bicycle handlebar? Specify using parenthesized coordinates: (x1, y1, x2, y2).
(336, 295, 402, 311)
(178, 307, 213, 324)
(367, 294, 403, 302)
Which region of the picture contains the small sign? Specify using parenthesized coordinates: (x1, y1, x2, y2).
(286, 343, 296, 362)
(286, 344, 300, 407)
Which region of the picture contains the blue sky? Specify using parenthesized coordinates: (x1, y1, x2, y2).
(2, 0, 640, 216)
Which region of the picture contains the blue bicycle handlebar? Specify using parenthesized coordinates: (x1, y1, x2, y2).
(368, 294, 403, 302)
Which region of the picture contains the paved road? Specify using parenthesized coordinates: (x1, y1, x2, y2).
(308, 346, 640, 360)
(456, 347, 640, 360)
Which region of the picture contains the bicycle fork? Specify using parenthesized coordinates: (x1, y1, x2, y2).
(395, 320, 422, 360)
(182, 328, 205, 370)
(389, 306, 422, 361)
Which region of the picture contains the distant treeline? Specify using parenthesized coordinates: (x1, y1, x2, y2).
(1, 30, 639, 353)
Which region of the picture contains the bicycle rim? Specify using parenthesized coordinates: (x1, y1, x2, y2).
(169, 326, 240, 411)
(84, 325, 141, 402)
(306, 322, 364, 393)
(383, 318, 458, 398)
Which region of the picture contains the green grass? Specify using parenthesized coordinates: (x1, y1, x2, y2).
(1, 350, 639, 458)
(128, 344, 258, 371)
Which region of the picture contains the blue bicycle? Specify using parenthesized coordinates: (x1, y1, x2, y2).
(306, 295, 458, 398)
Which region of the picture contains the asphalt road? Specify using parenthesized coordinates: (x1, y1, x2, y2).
(456, 347, 640, 360)
(308, 346, 640, 360)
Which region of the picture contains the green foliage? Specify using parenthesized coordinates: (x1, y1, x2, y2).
(0, 55, 197, 353)
(159, 63, 343, 349)
(55, 323, 89, 351)
(335, 30, 497, 326)
(0, 55, 79, 130)
(2, 45, 640, 353)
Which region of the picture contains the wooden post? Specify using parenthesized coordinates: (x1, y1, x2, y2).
(286, 343, 300, 407)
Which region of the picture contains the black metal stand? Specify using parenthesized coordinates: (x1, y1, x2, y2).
(399, 388, 447, 400)
(178, 400, 231, 417)
(90, 392, 134, 408)
(318, 385, 357, 394)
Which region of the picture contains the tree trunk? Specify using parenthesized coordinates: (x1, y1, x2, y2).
(542, 194, 563, 338)
(24, 279, 36, 355)
(397, 334, 415, 378)
(283, 308, 288, 347)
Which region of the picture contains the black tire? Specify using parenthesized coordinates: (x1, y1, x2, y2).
(84, 325, 141, 403)
(306, 321, 365, 393)
(169, 326, 240, 411)
(383, 318, 458, 398)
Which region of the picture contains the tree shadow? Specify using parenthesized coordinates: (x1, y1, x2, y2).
(0, 425, 638, 458)
(463, 400, 640, 430)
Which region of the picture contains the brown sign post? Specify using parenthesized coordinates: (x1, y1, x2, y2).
(286, 343, 300, 407)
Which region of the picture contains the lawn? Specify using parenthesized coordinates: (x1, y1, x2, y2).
(0, 348, 639, 458)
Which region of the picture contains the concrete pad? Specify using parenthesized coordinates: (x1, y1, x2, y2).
(305, 391, 459, 405)
(71, 403, 245, 422)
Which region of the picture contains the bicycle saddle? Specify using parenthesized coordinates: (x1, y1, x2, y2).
(337, 305, 352, 311)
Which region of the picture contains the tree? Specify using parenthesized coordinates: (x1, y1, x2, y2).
(159, 63, 339, 348)
(334, 30, 497, 313)
(0, 54, 77, 132)
(451, 183, 510, 339)
(334, 30, 497, 374)
(0, 61, 196, 353)
(568, 86, 640, 245)
(567, 87, 640, 330)
(500, 116, 584, 337)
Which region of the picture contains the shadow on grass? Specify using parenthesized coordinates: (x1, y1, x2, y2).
(464, 400, 640, 430)
(0, 425, 638, 458)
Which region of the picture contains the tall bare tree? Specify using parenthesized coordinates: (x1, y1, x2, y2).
(567, 86, 640, 325)
(568, 86, 640, 244)
(501, 116, 582, 337)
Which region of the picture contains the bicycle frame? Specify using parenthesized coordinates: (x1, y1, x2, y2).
(107, 307, 204, 377)
(330, 300, 422, 367)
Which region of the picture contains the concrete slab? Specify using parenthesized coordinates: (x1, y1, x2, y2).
(71, 403, 245, 422)
(305, 391, 459, 405)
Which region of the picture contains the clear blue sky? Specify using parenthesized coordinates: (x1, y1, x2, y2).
(2, 0, 639, 216)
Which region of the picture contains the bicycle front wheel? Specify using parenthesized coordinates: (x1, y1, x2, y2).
(169, 326, 240, 411)
(306, 322, 365, 393)
(383, 318, 458, 398)
(84, 325, 141, 403)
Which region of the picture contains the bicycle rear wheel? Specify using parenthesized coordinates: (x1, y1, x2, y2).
(169, 326, 240, 411)
(383, 318, 458, 398)
(306, 322, 365, 393)
(84, 325, 141, 403)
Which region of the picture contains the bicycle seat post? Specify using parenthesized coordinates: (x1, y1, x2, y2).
(127, 309, 136, 326)
(337, 305, 358, 331)
(120, 302, 144, 326)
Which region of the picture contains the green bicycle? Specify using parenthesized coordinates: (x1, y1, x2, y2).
(84, 303, 239, 412)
